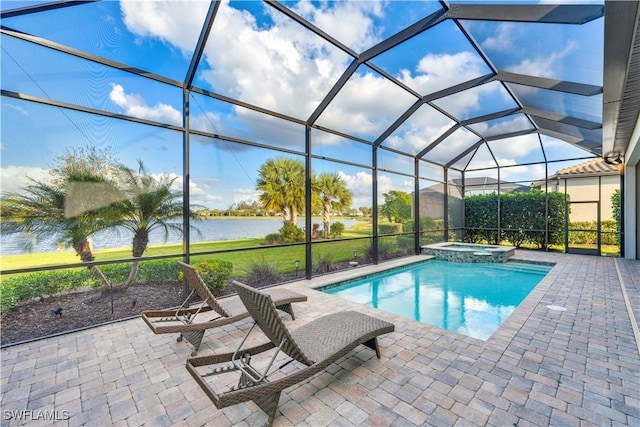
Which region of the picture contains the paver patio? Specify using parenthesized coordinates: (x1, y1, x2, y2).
(1, 251, 639, 426)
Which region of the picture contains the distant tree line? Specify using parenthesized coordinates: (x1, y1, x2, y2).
(196, 202, 369, 219)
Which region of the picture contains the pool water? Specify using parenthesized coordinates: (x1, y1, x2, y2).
(321, 260, 551, 340)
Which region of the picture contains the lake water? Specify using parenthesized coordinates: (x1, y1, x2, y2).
(1, 218, 360, 255)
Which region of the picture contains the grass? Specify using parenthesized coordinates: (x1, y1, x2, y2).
(1, 228, 375, 274)
(4, 228, 621, 273)
(515, 242, 620, 256)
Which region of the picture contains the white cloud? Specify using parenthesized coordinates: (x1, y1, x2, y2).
(385, 106, 454, 153)
(481, 23, 516, 52)
(119, 0, 392, 136)
(488, 134, 542, 159)
(487, 115, 532, 135)
(109, 84, 182, 125)
(291, 0, 383, 52)
(507, 41, 578, 79)
(117, 2, 498, 148)
(315, 71, 417, 137)
(120, 0, 208, 55)
(432, 80, 510, 124)
(337, 170, 372, 208)
(190, 111, 224, 135)
(3, 103, 30, 117)
(500, 163, 546, 182)
(463, 151, 547, 183)
(150, 173, 224, 209)
(400, 51, 487, 95)
(231, 188, 261, 205)
(0, 166, 51, 195)
(479, 115, 532, 138)
(540, 135, 566, 148)
(195, 1, 354, 119)
(425, 128, 481, 165)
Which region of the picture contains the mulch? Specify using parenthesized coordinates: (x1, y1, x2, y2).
(0, 261, 372, 346)
(0, 281, 186, 346)
(0, 273, 301, 346)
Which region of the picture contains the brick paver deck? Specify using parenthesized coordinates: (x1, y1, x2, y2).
(2, 251, 639, 426)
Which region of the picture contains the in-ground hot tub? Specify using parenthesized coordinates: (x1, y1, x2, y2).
(421, 242, 515, 263)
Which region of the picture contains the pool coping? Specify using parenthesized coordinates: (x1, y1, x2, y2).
(421, 242, 517, 263)
(421, 242, 515, 253)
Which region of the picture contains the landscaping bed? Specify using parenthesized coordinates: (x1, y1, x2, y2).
(0, 281, 185, 345)
(0, 271, 307, 346)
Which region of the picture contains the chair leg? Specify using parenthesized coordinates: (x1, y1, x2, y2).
(181, 330, 205, 356)
(275, 303, 295, 320)
(363, 337, 381, 358)
(253, 392, 282, 426)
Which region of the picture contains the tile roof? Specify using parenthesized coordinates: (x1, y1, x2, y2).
(555, 157, 620, 176)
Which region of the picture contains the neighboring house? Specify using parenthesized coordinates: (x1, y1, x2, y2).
(417, 177, 529, 220)
(416, 163, 621, 223)
(532, 158, 621, 222)
(457, 176, 531, 195)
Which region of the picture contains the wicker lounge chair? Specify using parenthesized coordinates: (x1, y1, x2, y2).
(186, 280, 395, 425)
(141, 262, 307, 355)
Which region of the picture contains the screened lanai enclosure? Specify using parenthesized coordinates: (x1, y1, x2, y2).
(2, 1, 640, 334)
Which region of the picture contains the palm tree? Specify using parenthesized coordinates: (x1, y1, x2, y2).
(316, 173, 353, 238)
(256, 158, 306, 224)
(115, 160, 192, 287)
(1, 176, 120, 287)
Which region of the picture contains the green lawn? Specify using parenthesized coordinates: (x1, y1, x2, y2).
(1, 228, 375, 273)
(515, 242, 620, 256)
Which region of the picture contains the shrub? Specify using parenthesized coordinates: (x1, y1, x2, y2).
(402, 217, 437, 232)
(245, 257, 281, 286)
(279, 222, 304, 243)
(396, 235, 415, 251)
(568, 220, 618, 246)
(600, 220, 619, 246)
(361, 240, 374, 261)
(0, 269, 97, 314)
(180, 259, 233, 292)
(314, 252, 336, 274)
(378, 223, 401, 235)
(0, 259, 183, 314)
(378, 238, 397, 259)
(136, 259, 180, 281)
(361, 238, 397, 261)
(421, 230, 444, 245)
(264, 233, 282, 245)
(611, 189, 621, 244)
(329, 222, 345, 238)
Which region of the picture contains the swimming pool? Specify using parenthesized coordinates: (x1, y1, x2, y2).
(320, 260, 552, 340)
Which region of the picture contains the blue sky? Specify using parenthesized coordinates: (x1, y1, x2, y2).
(1, 0, 602, 209)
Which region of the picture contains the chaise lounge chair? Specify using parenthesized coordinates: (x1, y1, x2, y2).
(141, 262, 307, 355)
(186, 280, 395, 425)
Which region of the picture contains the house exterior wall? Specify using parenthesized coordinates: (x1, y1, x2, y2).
(548, 175, 620, 222)
(625, 116, 640, 260)
(636, 164, 639, 258)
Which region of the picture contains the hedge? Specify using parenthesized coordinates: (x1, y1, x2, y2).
(0, 259, 181, 314)
(463, 190, 566, 248)
(569, 220, 618, 246)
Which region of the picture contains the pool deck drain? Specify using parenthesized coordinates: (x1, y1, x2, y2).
(1, 251, 639, 426)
